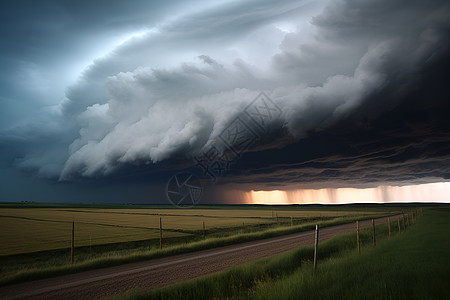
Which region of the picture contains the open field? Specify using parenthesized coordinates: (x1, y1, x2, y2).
(121, 207, 449, 300)
(0, 205, 383, 256)
(0, 203, 398, 288)
(0, 215, 398, 299)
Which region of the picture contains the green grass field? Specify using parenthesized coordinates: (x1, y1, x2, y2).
(121, 207, 449, 299)
(251, 208, 449, 299)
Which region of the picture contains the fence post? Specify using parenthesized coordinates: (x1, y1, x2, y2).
(356, 221, 360, 254)
(71, 221, 74, 264)
(203, 221, 206, 238)
(398, 215, 401, 233)
(159, 217, 163, 249)
(402, 214, 406, 230)
(291, 216, 293, 227)
(372, 219, 376, 246)
(388, 217, 391, 238)
(314, 224, 319, 269)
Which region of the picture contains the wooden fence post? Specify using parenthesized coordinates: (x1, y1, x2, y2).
(356, 221, 360, 254)
(71, 221, 74, 264)
(203, 221, 206, 238)
(402, 214, 406, 230)
(388, 217, 391, 238)
(398, 215, 401, 233)
(372, 219, 376, 246)
(159, 217, 163, 249)
(314, 224, 319, 269)
(291, 216, 293, 227)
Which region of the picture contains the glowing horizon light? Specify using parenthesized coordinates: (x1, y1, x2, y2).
(246, 182, 450, 204)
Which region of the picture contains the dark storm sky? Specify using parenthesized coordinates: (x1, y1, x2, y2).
(1, 0, 450, 203)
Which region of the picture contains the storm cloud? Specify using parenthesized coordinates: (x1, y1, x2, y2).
(1, 0, 450, 202)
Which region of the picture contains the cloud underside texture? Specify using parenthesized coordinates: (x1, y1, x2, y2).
(9, 0, 450, 188)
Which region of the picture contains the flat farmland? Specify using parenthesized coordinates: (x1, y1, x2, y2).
(0, 206, 383, 256)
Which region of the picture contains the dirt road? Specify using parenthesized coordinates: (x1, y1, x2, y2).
(0, 216, 393, 299)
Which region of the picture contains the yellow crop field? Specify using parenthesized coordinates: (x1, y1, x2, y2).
(0, 207, 383, 256)
(0, 218, 174, 256)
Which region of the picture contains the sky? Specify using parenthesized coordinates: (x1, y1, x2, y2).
(1, 0, 450, 204)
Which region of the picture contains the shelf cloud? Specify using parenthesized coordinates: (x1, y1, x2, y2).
(1, 0, 449, 202)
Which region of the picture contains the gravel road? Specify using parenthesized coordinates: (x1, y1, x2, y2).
(0, 216, 394, 299)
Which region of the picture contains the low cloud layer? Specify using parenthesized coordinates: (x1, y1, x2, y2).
(1, 0, 450, 194)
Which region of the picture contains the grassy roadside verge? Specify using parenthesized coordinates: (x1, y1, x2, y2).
(119, 208, 447, 300)
(251, 208, 449, 299)
(0, 213, 392, 287)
